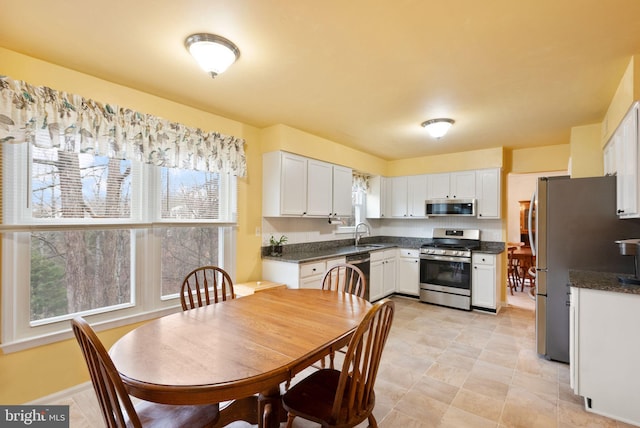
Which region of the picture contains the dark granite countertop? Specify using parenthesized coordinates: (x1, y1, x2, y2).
(568, 269, 640, 295)
(262, 236, 505, 263)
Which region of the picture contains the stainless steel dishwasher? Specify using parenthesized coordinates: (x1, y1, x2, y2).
(345, 252, 370, 301)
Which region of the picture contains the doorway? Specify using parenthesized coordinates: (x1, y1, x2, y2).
(506, 171, 566, 310)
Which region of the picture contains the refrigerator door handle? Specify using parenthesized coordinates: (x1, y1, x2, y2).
(528, 191, 536, 257)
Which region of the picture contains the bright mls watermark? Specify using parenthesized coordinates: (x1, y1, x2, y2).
(0, 406, 68, 427)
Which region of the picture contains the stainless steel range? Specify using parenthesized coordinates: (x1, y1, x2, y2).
(419, 228, 480, 310)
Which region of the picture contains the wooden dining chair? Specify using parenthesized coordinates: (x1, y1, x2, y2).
(321, 263, 367, 369)
(71, 316, 220, 428)
(507, 247, 521, 295)
(282, 298, 395, 428)
(180, 266, 235, 310)
(322, 262, 367, 298)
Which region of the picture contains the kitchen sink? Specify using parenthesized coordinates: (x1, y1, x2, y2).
(355, 244, 385, 249)
(335, 244, 387, 255)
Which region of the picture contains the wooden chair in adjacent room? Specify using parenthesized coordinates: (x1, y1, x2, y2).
(282, 298, 395, 428)
(71, 316, 220, 428)
(180, 266, 235, 310)
(507, 247, 521, 295)
(321, 263, 367, 369)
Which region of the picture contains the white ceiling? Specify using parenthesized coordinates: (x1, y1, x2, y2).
(3, 0, 640, 160)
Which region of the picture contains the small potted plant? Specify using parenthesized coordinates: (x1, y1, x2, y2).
(269, 235, 288, 256)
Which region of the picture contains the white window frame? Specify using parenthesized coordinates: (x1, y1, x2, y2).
(1, 144, 237, 353)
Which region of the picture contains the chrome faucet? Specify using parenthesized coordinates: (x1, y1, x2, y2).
(354, 222, 370, 246)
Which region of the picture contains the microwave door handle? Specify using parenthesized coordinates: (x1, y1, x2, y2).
(528, 191, 536, 257)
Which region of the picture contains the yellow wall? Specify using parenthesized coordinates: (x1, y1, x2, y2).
(260, 124, 387, 174)
(602, 55, 640, 145)
(386, 147, 504, 176)
(511, 144, 570, 174)
(570, 124, 603, 178)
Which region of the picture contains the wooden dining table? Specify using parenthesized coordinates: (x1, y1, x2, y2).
(109, 288, 372, 428)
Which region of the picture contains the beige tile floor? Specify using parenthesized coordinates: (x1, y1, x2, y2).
(53, 290, 635, 427)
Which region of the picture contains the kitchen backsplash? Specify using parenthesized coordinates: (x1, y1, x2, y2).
(262, 216, 503, 246)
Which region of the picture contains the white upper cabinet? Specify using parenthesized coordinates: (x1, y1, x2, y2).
(428, 171, 476, 199)
(263, 151, 352, 218)
(389, 176, 408, 217)
(270, 151, 307, 216)
(332, 165, 353, 217)
(384, 174, 428, 218)
(366, 176, 389, 218)
(306, 159, 333, 216)
(475, 168, 501, 219)
(610, 102, 640, 218)
(428, 173, 451, 199)
(407, 174, 429, 217)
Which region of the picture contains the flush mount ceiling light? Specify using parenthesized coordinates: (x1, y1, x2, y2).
(421, 118, 455, 139)
(185, 33, 240, 78)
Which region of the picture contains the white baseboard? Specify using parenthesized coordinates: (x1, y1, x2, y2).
(27, 382, 92, 405)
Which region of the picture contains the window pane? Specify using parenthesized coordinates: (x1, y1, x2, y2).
(161, 168, 220, 219)
(160, 227, 219, 296)
(31, 148, 132, 219)
(30, 229, 132, 322)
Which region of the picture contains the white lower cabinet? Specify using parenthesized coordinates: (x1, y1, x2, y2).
(396, 249, 419, 296)
(471, 253, 500, 312)
(570, 287, 640, 426)
(369, 249, 396, 301)
(262, 257, 345, 289)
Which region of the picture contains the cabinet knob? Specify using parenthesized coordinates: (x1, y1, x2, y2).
(617, 209, 625, 213)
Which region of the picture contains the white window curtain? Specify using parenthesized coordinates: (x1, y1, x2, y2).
(0, 76, 246, 176)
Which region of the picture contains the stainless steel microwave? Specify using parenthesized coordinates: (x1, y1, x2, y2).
(425, 199, 476, 216)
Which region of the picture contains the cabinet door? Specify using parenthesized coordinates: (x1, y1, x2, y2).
(616, 104, 639, 218)
(332, 165, 353, 217)
(476, 168, 501, 219)
(280, 153, 308, 215)
(366, 176, 388, 218)
(471, 253, 496, 310)
(450, 171, 476, 199)
(369, 260, 384, 301)
(382, 254, 397, 296)
(407, 175, 428, 217)
(389, 176, 408, 217)
(428, 173, 450, 199)
(397, 254, 419, 295)
(306, 159, 333, 216)
(604, 138, 617, 176)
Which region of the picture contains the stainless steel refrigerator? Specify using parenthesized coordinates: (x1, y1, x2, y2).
(533, 175, 640, 363)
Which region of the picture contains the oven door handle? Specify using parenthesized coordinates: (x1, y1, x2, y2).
(420, 254, 471, 263)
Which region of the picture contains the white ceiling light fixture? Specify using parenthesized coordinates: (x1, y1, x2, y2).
(421, 118, 455, 139)
(185, 33, 240, 78)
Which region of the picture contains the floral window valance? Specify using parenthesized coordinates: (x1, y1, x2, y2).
(352, 172, 370, 192)
(0, 76, 246, 176)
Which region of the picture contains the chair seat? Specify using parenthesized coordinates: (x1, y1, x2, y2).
(282, 369, 373, 427)
(133, 402, 220, 428)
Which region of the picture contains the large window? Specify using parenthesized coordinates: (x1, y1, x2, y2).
(2, 139, 236, 351)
